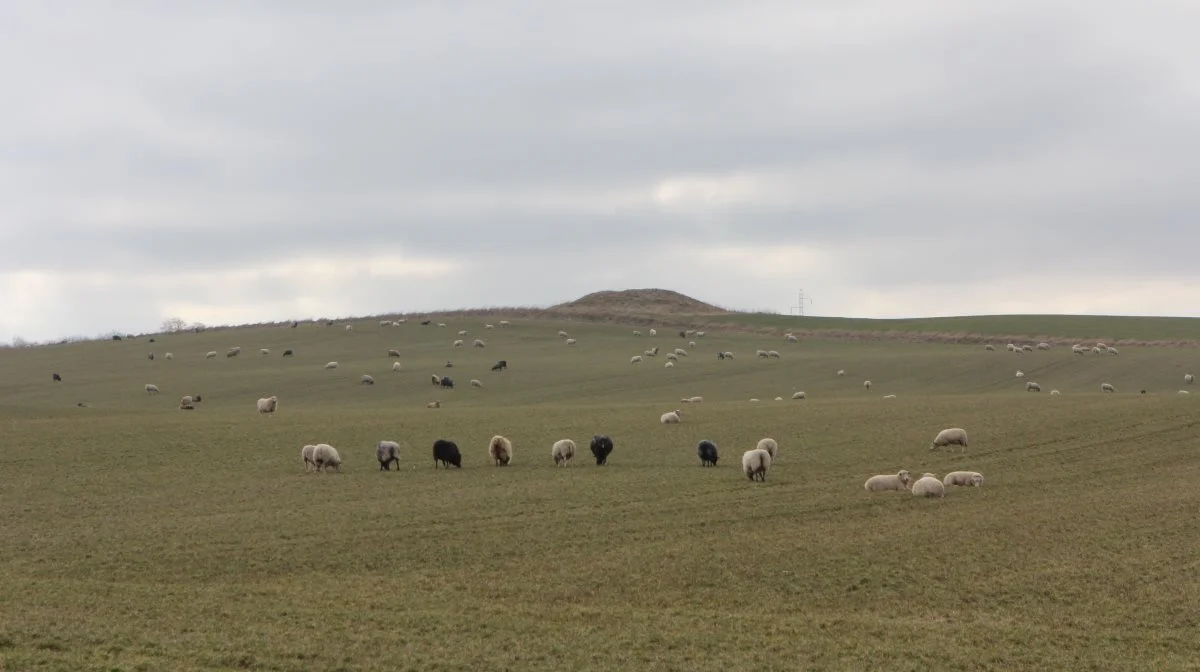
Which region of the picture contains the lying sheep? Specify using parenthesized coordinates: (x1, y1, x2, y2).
(427, 400, 442, 408)
(565, 338, 577, 346)
(664, 361, 674, 368)
(864, 470, 912, 492)
(260, 348, 270, 356)
(433, 439, 462, 468)
(756, 438, 778, 460)
(488, 435, 513, 466)
(943, 471, 984, 487)
(742, 448, 772, 482)
(660, 409, 682, 424)
(388, 349, 401, 358)
(301, 444, 318, 472)
(257, 396, 278, 414)
(325, 361, 338, 370)
(911, 474, 945, 497)
(459, 330, 469, 336)
(882, 394, 897, 399)
(551, 439, 575, 466)
(361, 374, 375, 385)
(145, 383, 160, 394)
(697, 440, 719, 466)
(1101, 383, 1115, 393)
(205, 351, 217, 359)
(376, 441, 400, 471)
(1015, 370, 1025, 378)
(313, 443, 342, 472)
(473, 339, 486, 348)
(453, 339, 464, 347)
(1180, 390, 1191, 395)
(837, 369, 845, 376)
(792, 391, 806, 399)
(590, 435, 614, 465)
(931, 427, 968, 451)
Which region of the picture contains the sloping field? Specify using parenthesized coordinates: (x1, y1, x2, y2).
(1, 316, 1199, 670)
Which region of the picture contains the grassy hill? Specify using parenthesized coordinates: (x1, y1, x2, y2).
(2, 302, 1200, 670)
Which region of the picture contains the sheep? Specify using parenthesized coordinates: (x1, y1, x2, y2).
(741, 448, 772, 482)
(206, 351, 217, 359)
(696, 331, 706, 337)
(882, 394, 897, 399)
(433, 439, 462, 468)
(470, 379, 483, 388)
(1101, 383, 1115, 393)
(485, 323, 494, 329)
(837, 369, 845, 376)
(1096, 342, 1107, 349)
(473, 339, 486, 348)
(488, 435, 513, 466)
(864, 470, 912, 492)
(687, 396, 704, 403)
(767, 350, 781, 358)
(420, 320, 431, 325)
(774, 397, 784, 401)
(345, 325, 353, 331)
(1180, 390, 1191, 395)
(863, 380, 872, 390)
(697, 440, 719, 466)
(1015, 370, 1025, 378)
(437, 323, 447, 328)
(257, 396, 278, 414)
(1026, 381, 1041, 392)
(388, 349, 401, 358)
(756, 438, 778, 460)
(380, 320, 391, 327)
(282, 349, 294, 357)
(785, 334, 798, 343)
(445, 360, 454, 367)
(665, 361, 674, 368)
(985, 344, 995, 351)
(1107, 347, 1119, 355)
(792, 391, 806, 399)
(649, 329, 657, 336)
(179, 401, 195, 410)
(427, 400, 442, 408)
(1091, 346, 1103, 355)
(557, 330, 569, 338)
(756, 349, 768, 358)
(565, 338, 577, 345)
(633, 330, 642, 336)
(361, 374, 375, 385)
(1050, 389, 1061, 395)
(666, 353, 679, 361)
(631, 355, 643, 364)
(440, 376, 455, 389)
(943, 471, 984, 487)
(164, 352, 173, 360)
(431, 374, 442, 385)
(148, 351, 155, 361)
(722, 351, 734, 359)
(376, 441, 400, 471)
(313, 443, 342, 472)
(673, 348, 688, 356)
(1021, 345, 1033, 353)
(660, 409, 682, 424)
(226, 347, 241, 357)
(301, 444, 318, 472)
(749, 398, 760, 402)
(260, 348, 270, 356)
(931, 427, 968, 451)
(392, 361, 402, 372)
(551, 439, 575, 466)
(911, 474, 945, 498)
(325, 361, 338, 370)
(1037, 342, 1051, 350)
(180, 394, 195, 407)
(453, 339, 465, 347)
(499, 320, 510, 327)
(145, 383, 160, 394)
(1185, 374, 1195, 385)
(458, 330, 469, 336)
(689, 340, 697, 348)
(52, 373, 62, 382)
(590, 435, 614, 465)
(644, 349, 657, 357)
(492, 360, 508, 371)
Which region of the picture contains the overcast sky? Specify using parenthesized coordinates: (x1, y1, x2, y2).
(2, 1, 1198, 343)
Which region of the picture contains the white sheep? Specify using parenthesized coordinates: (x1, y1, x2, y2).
(1015, 370, 1025, 378)
(325, 361, 338, 370)
(489, 435, 513, 465)
(774, 397, 784, 401)
(380, 320, 390, 327)
(558, 330, 569, 338)
(837, 369, 845, 376)
(863, 380, 872, 390)
(722, 351, 734, 359)
(453, 339, 464, 347)
(361, 374, 375, 385)
(756, 438, 778, 460)
(260, 348, 270, 356)
(1185, 374, 1195, 385)
(565, 338, 577, 345)
(345, 325, 353, 331)
(741, 448, 772, 482)
(1026, 381, 1041, 392)
(458, 330, 469, 336)
(485, 323, 495, 329)
(551, 439, 576, 466)
(786, 334, 798, 342)
(943, 471, 984, 487)
(145, 383, 160, 394)
(179, 395, 194, 406)
(498, 320, 509, 327)
(882, 394, 897, 399)
(666, 353, 679, 361)
(431, 374, 441, 385)
(257, 396, 278, 414)
(1006, 343, 1016, 352)
(631, 355, 643, 364)
(931, 427, 968, 451)
(470, 379, 483, 388)
(864, 470, 912, 492)
(392, 361, 402, 372)
(205, 351, 217, 359)
(1101, 383, 1115, 393)
(696, 331, 706, 337)
(660, 409, 682, 424)
(1021, 345, 1033, 352)
(387, 348, 401, 358)
(689, 340, 697, 348)
(673, 348, 688, 357)
(911, 474, 945, 498)
(426, 400, 441, 408)
(164, 352, 174, 360)
(473, 339, 486, 348)
(313, 443, 342, 472)
(1050, 389, 1061, 395)
(649, 329, 657, 336)
(1107, 347, 1119, 355)
(437, 322, 447, 327)
(985, 344, 995, 351)
(1037, 342, 1051, 350)
(767, 350, 781, 358)
(792, 391, 806, 399)
(687, 396, 703, 403)
(633, 330, 642, 336)
(665, 361, 674, 368)
(301, 444, 318, 472)
(756, 349, 768, 358)
(1179, 390, 1191, 395)
(749, 398, 760, 402)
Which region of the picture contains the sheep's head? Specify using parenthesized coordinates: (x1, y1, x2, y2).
(970, 474, 984, 486)
(898, 470, 911, 485)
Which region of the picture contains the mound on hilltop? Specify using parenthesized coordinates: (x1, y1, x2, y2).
(550, 289, 730, 316)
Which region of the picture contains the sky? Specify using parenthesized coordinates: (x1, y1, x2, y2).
(2, 1, 1199, 343)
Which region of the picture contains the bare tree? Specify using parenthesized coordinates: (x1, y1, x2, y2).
(160, 317, 187, 333)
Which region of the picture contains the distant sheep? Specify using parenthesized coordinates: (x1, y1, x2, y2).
(433, 439, 462, 468)
(1050, 389, 1061, 395)
(660, 409, 682, 424)
(206, 351, 217, 359)
(260, 348, 270, 356)
(1185, 374, 1195, 385)
(453, 340, 464, 347)
(882, 394, 897, 399)
(767, 350, 781, 359)
(164, 353, 173, 360)
(361, 374, 375, 385)
(863, 380, 872, 390)
(301, 444, 318, 472)
(376, 441, 400, 471)
(786, 333, 798, 342)
(180, 394, 195, 407)
(1101, 383, 1115, 393)
(791, 391, 806, 399)
(696, 331, 706, 337)
(837, 369, 845, 376)
(756, 349, 768, 358)
(631, 355, 643, 364)
(590, 435, 614, 465)
(1021, 345, 1033, 352)
(458, 330, 469, 336)
(1037, 342, 1051, 350)
(325, 361, 338, 370)
(911, 474, 945, 498)
(257, 396, 278, 414)
(388, 349, 401, 358)
(431, 374, 442, 385)
(756, 438, 778, 460)
(437, 323, 446, 328)
(440, 376, 454, 389)
(427, 400, 441, 408)
(1180, 390, 1191, 395)
(633, 330, 642, 336)
(52, 373, 62, 382)
(931, 427, 968, 451)
(689, 340, 697, 348)
(488, 435, 513, 466)
(1026, 381, 1041, 392)
(148, 351, 155, 360)
(673, 348, 688, 357)
(145, 383, 160, 394)
(282, 349, 294, 357)
(741, 448, 772, 482)
(722, 351, 734, 359)
(697, 440, 719, 466)
(345, 325, 353, 331)
(666, 353, 679, 361)
(499, 320, 510, 327)
(1107, 347, 1119, 355)
(649, 329, 657, 336)
(686, 396, 703, 403)
(473, 339, 486, 348)
(226, 347, 240, 357)
(392, 361, 402, 372)
(943, 471, 984, 487)
(470, 379, 483, 388)
(665, 361, 674, 368)
(864, 470, 912, 492)
(1015, 370, 1025, 378)
(985, 344, 995, 351)
(492, 360, 508, 371)
(565, 338, 577, 345)
(551, 439, 575, 466)
(313, 443, 342, 472)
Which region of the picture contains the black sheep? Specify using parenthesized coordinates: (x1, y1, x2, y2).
(440, 376, 455, 389)
(491, 360, 508, 371)
(433, 439, 462, 468)
(52, 373, 62, 382)
(697, 440, 719, 467)
(590, 435, 614, 465)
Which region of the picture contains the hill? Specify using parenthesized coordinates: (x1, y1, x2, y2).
(549, 288, 731, 316)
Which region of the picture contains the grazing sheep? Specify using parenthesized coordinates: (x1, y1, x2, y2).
(260, 348, 270, 356)
(345, 325, 353, 331)
(774, 397, 784, 401)
(470, 379, 483, 388)
(282, 349, 294, 357)
(325, 361, 338, 370)
(786, 334, 798, 342)
(565, 338, 577, 345)
(301, 444, 318, 472)
(380, 320, 391, 327)
(631, 355, 643, 364)
(458, 330, 469, 336)
(388, 349, 401, 358)
(313, 443, 342, 472)
(1050, 389, 1061, 395)
(931, 427, 968, 451)
(689, 340, 697, 348)
(179, 402, 195, 410)
(881, 394, 897, 400)
(864, 470, 912, 492)
(911, 474, 946, 498)
(665, 361, 674, 368)
(1026, 382, 1041, 392)
(666, 353, 679, 361)
(590, 435, 614, 465)
(440, 376, 455, 389)
(492, 360, 508, 371)
(985, 344, 995, 351)
(376, 441, 400, 471)
(1186, 374, 1195, 385)
(792, 391, 806, 399)
(180, 395, 194, 407)
(392, 361, 402, 372)
(943, 471, 984, 487)
(697, 440, 719, 466)
(1021, 345, 1033, 352)
(52, 373, 62, 382)
(863, 380, 872, 390)
(361, 374, 375, 385)
(551, 439, 575, 466)
(499, 320, 510, 327)
(1101, 383, 1115, 393)
(742, 448, 772, 482)
(433, 439, 462, 468)
(165, 352, 173, 360)
(660, 409, 682, 424)
(1037, 342, 1051, 350)
(696, 331, 706, 337)
(756, 349, 768, 358)
(206, 351, 217, 359)
(767, 350, 781, 359)
(145, 383, 160, 394)
(226, 347, 240, 357)
(756, 438, 778, 460)
(485, 323, 495, 329)
(1015, 370, 1025, 378)
(437, 323, 447, 328)
(431, 374, 441, 385)
(687, 396, 704, 403)
(453, 339, 464, 347)
(473, 339, 486, 348)
(257, 396, 278, 414)
(633, 330, 642, 336)
(722, 351, 734, 359)
(488, 435, 513, 466)
(148, 352, 155, 361)
(673, 348, 688, 357)
(1107, 347, 1119, 355)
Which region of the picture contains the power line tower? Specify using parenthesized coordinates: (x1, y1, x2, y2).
(790, 289, 811, 317)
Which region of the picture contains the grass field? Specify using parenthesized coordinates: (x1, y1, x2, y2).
(2, 315, 1200, 671)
